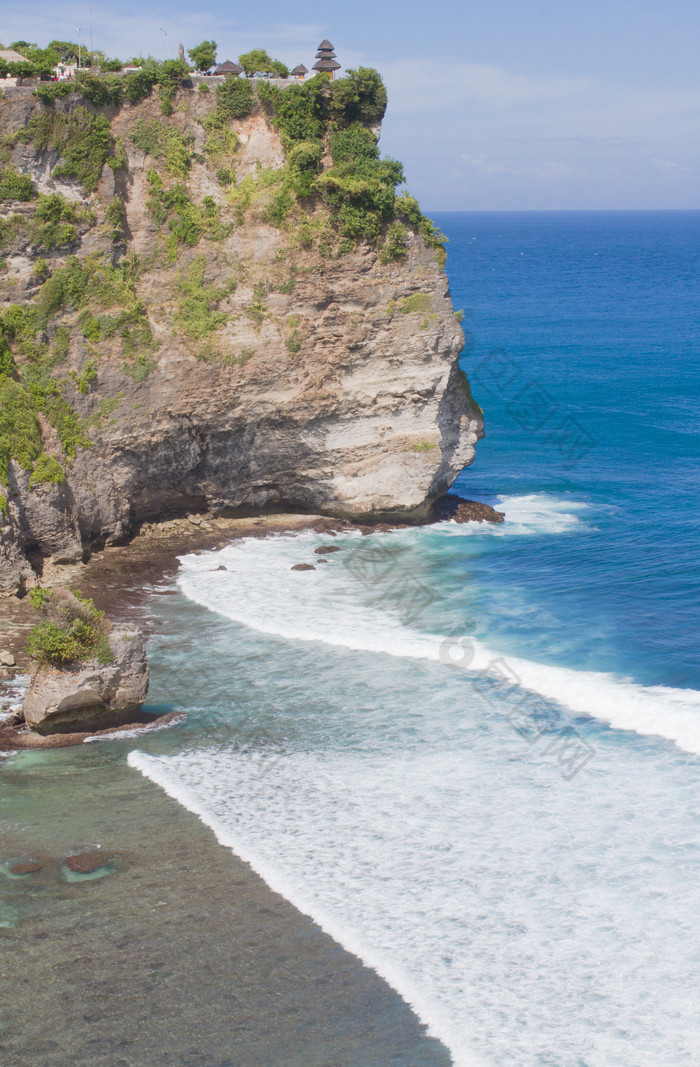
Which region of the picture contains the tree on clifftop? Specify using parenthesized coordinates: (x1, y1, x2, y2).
(238, 48, 287, 78)
(48, 39, 80, 62)
(188, 40, 217, 73)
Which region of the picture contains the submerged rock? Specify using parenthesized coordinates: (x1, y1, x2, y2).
(64, 850, 113, 874)
(22, 626, 149, 735)
(7, 860, 42, 876)
(291, 563, 316, 572)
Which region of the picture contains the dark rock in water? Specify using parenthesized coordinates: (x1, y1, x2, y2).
(314, 545, 341, 555)
(5, 708, 24, 727)
(291, 563, 316, 571)
(316, 559, 328, 564)
(432, 494, 505, 524)
(22, 626, 149, 736)
(8, 860, 42, 875)
(212, 565, 227, 571)
(65, 851, 112, 874)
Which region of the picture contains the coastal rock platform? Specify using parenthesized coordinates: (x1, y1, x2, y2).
(23, 625, 150, 735)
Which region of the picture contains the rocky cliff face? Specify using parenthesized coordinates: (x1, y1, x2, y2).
(0, 74, 483, 595)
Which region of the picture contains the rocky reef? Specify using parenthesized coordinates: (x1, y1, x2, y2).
(0, 69, 483, 595)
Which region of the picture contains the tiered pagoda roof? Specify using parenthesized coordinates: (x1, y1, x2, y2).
(312, 39, 341, 74)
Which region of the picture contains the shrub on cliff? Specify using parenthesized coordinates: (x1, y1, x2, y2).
(0, 377, 42, 485)
(123, 67, 157, 106)
(258, 78, 325, 148)
(22, 106, 114, 193)
(206, 76, 254, 127)
(28, 452, 65, 486)
(328, 67, 387, 126)
(380, 221, 409, 264)
(257, 69, 405, 248)
(26, 588, 114, 667)
(317, 156, 404, 243)
(329, 122, 380, 165)
(395, 193, 448, 267)
(146, 171, 230, 247)
(74, 73, 124, 108)
(129, 118, 193, 178)
(0, 167, 37, 202)
(27, 192, 94, 251)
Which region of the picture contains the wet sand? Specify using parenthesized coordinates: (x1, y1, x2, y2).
(0, 517, 453, 1065)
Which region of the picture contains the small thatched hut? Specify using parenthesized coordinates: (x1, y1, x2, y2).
(0, 48, 29, 64)
(214, 60, 243, 77)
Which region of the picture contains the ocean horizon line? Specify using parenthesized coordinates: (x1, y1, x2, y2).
(429, 206, 700, 215)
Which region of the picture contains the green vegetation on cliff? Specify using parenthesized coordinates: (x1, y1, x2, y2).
(0, 58, 451, 506)
(26, 587, 114, 667)
(20, 105, 114, 192)
(0, 166, 37, 201)
(27, 192, 95, 250)
(0, 250, 161, 493)
(130, 118, 193, 178)
(252, 69, 444, 259)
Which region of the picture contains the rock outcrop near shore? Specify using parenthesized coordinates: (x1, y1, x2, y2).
(0, 76, 484, 595)
(23, 624, 149, 734)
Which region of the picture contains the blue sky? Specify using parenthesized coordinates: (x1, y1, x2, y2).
(4, 1, 700, 209)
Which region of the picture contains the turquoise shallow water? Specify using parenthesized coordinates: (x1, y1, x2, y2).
(9, 212, 700, 1065)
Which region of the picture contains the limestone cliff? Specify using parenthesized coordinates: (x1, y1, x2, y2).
(0, 70, 483, 595)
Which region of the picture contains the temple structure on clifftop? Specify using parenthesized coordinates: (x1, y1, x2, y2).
(312, 39, 341, 78)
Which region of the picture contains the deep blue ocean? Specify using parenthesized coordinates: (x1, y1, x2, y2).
(116, 212, 700, 1065)
(442, 210, 700, 691)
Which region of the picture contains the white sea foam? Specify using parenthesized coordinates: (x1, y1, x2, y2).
(83, 713, 186, 743)
(128, 747, 492, 1067)
(130, 731, 700, 1066)
(131, 493, 700, 1064)
(438, 492, 589, 537)
(175, 511, 700, 756)
(0, 675, 29, 723)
